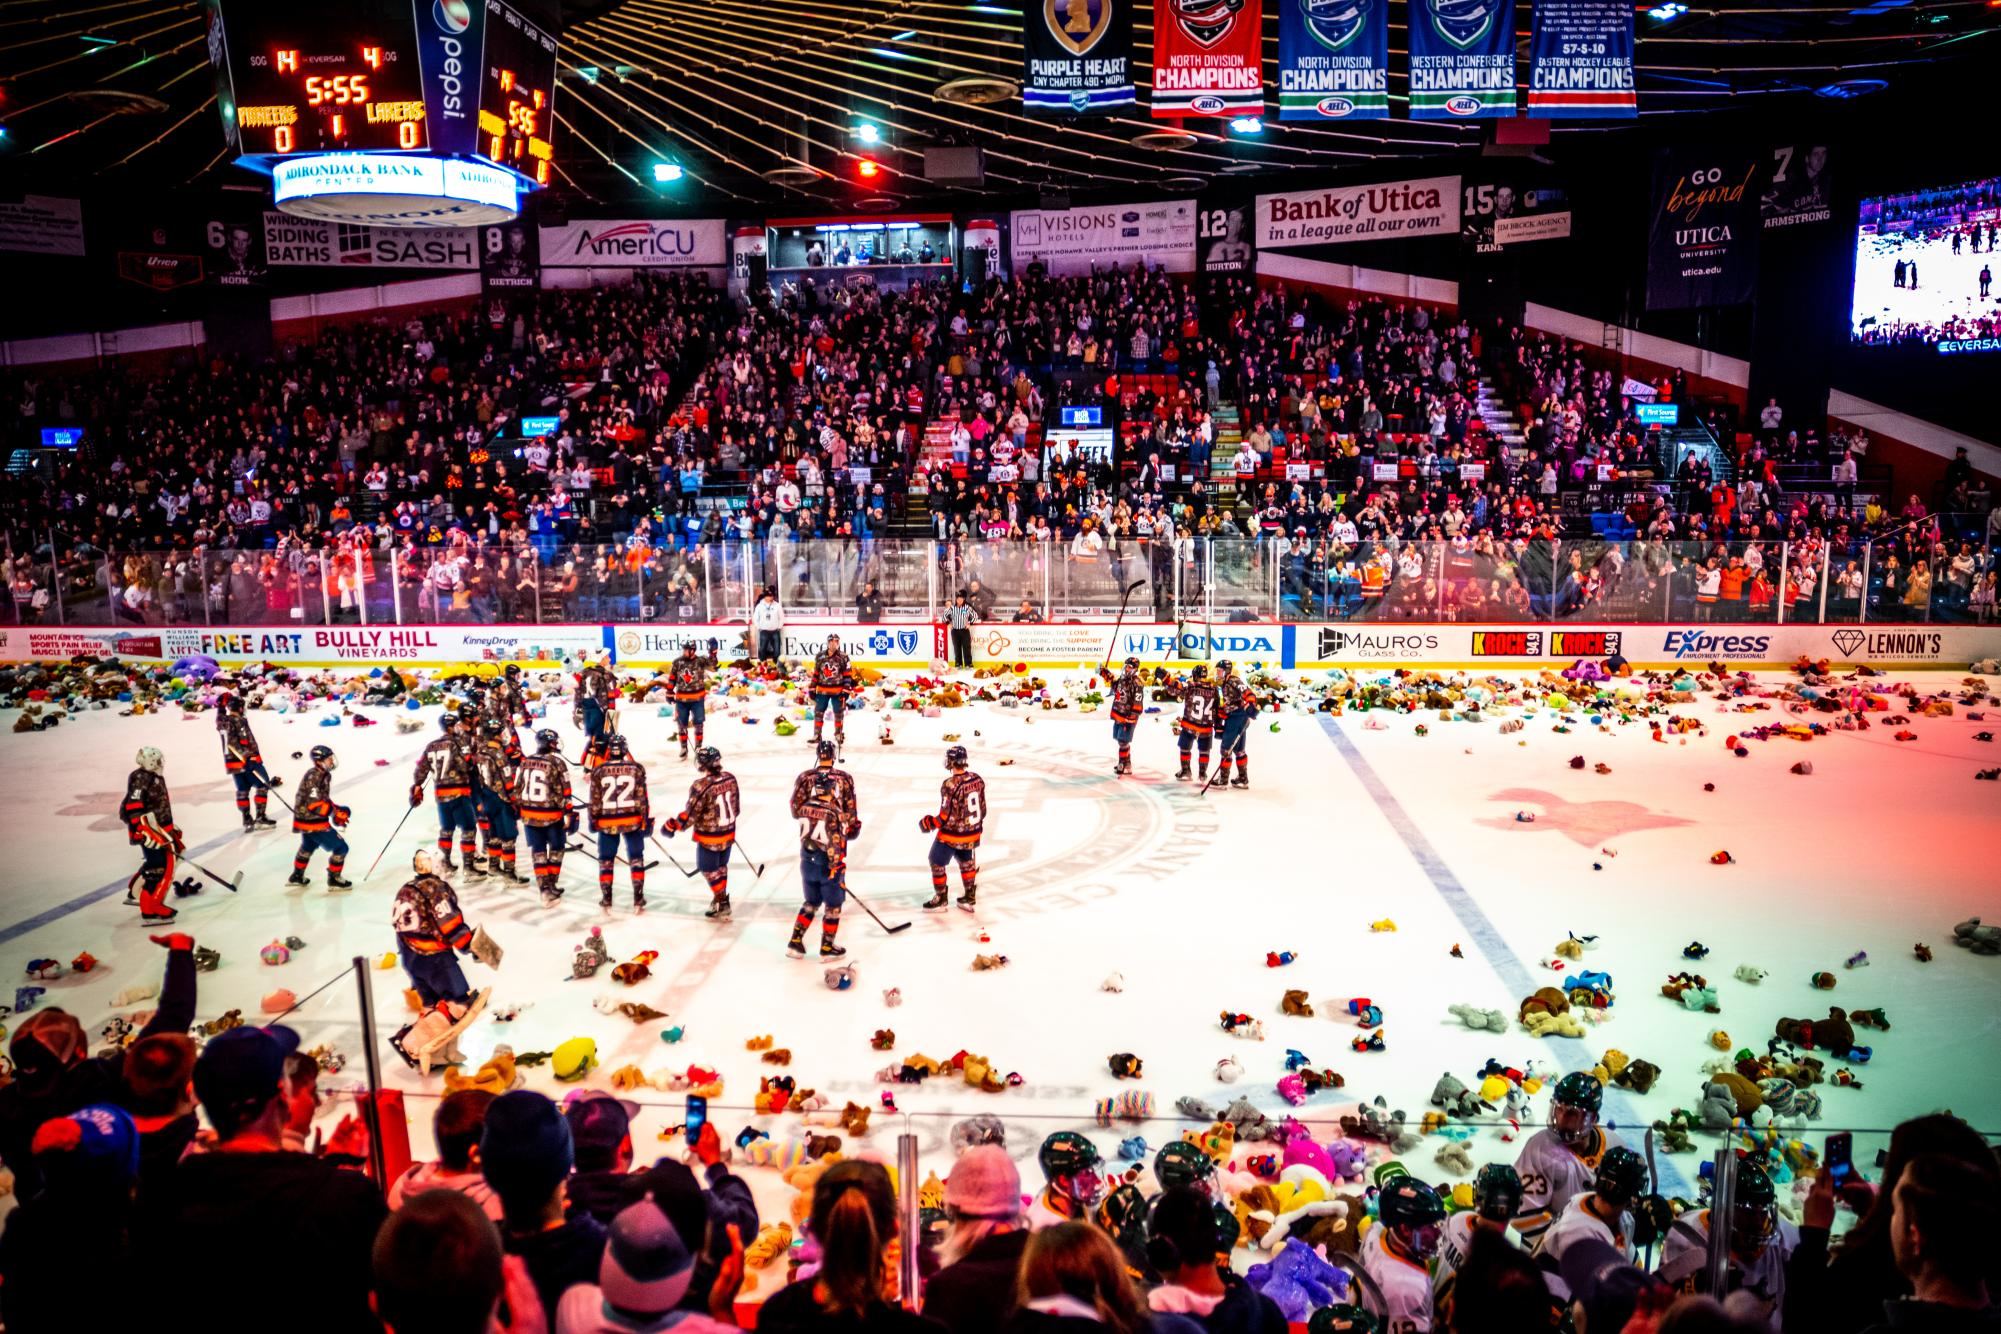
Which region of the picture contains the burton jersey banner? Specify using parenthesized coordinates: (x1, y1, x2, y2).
(1199, 203, 1256, 272)
(1527, 0, 1635, 118)
(1152, 0, 1264, 118)
(1025, 0, 1137, 112)
(1646, 149, 1761, 311)
(1278, 0, 1390, 120)
(1408, 0, 1517, 120)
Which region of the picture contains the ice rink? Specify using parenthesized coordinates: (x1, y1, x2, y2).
(3, 669, 1998, 1230)
(1851, 221, 2001, 341)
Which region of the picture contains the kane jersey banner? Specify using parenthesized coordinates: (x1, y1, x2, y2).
(1025, 0, 1136, 112)
(1408, 0, 1517, 120)
(1152, 0, 1264, 118)
(1526, 0, 1636, 118)
(1646, 148, 1761, 311)
(1278, 0, 1390, 120)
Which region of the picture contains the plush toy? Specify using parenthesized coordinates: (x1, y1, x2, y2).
(552, 1037, 598, 1082)
(1613, 1059, 1661, 1096)
(1448, 1003, 1508, 1032)
(259, 941, 290, 967)
(1430, 1073, 1470, 1108)
(1589, 1050, 1630, 1086)
(1245, 1238, 1352, 1322)
(1654, 1112, 1696, 1153)
(1851, 1008, 1890, 1030)
(1215, 1056, 1244, 1083)
(1734, 964, 1768, 984)
(571, 928, 611, 980)
(444, 1046, 518, 1096)
(1775, 1008, 1857, 1056)
(1953, 918, 2001, 954)
(1523, 1009, 1587, 1039)
(1222, 1098, 1274, 1141)
(1695, 1081, 1738, 1131)
(1281, 990, 1315, 1017)
(1107, 1052, 1143, 1079)
(1518, 987, 1570, 1022)
(1435, 1140, 1477, 1175)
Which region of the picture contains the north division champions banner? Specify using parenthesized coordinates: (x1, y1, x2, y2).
(1152, 0, 1264, 118)
(1527, 0, 1635, 118)
(1646, 149, 1761, 311)
(1408, 0, 1517, 120)
(1278, 0, 1389, 120)
(1025, 0, 1136, 112)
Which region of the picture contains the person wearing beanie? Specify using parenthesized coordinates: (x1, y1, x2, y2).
(116, 1031, 201, 1184)
(389, 1088, 505, 1221)
(0, 931, 197, 1201)
(922, 1145, 1031, 1334)
(135, 1024, 386, 1333)
(1143, 1187, 1285, 1334)
(0, 1105, 144, 1330)
(483, 1089, 609, 1317)
(556, 1200, 736, 1333)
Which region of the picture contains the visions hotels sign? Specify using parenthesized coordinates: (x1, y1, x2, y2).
(537, 218, 727, 267)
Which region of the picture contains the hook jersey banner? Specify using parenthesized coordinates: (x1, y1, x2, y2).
(1526, 0, 1635, 118)
(1278, 0, 1389, 120)
(1025, 0, 1137, 113)
(1152, 0, 1264, 118)
(1407, 0, 1517, 120)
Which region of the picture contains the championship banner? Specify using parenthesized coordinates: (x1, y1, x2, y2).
(1256, 175, 1460, 249)
(1152, 0, 1263, 118)
(1646, 149, 1760, 311)
(1407, 0, 1517, 120)
(1526, 0, 1635, 119)
(1277, 0, 1389, 120)
(0, 196, 85, 257)
(1199, 202, 1256, 273)
(1010, 199, 1198, 275)
(262, 213, 481, 269)
(1762, 144, 1832, 228)
(537, 218, 728, 268)
(1024, 0, 1136, 113)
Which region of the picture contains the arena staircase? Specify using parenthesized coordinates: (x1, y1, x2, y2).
(1473, 376, 1528, 463)
(1208, 403, 1243, 500)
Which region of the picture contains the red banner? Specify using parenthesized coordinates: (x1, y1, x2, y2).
(1152, 0, 1264, 118)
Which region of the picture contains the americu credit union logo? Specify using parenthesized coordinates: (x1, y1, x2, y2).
(1301, 0, 1373, 51)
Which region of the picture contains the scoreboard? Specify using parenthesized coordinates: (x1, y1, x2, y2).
(477, 0, 559, 187)
(208, 0, 429, 157)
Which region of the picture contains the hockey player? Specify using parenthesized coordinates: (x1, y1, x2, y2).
(516, 729, 577, 906)
(1173, 664, 1219, 783)
(790, 740, 859, 837)
(1657, 1162, 1795, 1330)
(474, 718, 528, 885)
(588, 734, 650, 913)
(1361, 1175, 1447, 1332)
(1214, 660, 1256, 790)
(217, 694, 279, 830)
(1100, 656, 1144, 776)
(809, 634, 854, 750)
(485, 663, 531, 751)
(413, 712, 481, 873)
(669, 639, 719, 759)
(574, 650, 617, 744)
(1537, 1146, 1646, 1268)
(1028, 1131, 1105, 1229)
(388, 849, 492, 1075)
(1434, 1164, 1525, 1320)
(120, 746, 184, 924)
(920, 744, 985, 914)
(287, 744, 352, 891)
(788, 769, 850, 960)
(1513, 1072, 1627, 1247)
(661, 745, 739, 922)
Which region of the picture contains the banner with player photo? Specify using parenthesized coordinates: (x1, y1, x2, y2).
(1024, 0, 1137, 113)
(1152, 0, 1264, 118)
(1646, 148, 1761, 311)
(202, 207, 269, 292)
(1462, 178, 1571, 255)
(1526, 0, 1635, 118)
(1198, 202, 1256, 274)
(481, 208, 541, 292)
(1407, 0, 1517, 120)
(1277, 0, 1389, 120)
(1762, 144, 1832, 229)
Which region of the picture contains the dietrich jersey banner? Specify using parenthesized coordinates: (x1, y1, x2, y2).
(1278, 0, 1389, 120)
(1407, 0, 1517, 120)
(1527, 0, 1635, 118)
(1025, 0, 1136, 113)
(1152, 0, 1264, 118)
(1646, 149, 1761, 311)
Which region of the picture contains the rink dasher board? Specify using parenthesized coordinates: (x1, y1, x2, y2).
(3, 622, 1997, 671)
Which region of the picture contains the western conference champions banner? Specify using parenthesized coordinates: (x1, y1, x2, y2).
(1646, 148, 1761, 311)
(1527, 0, 1635, 118)
(1152, 0, 1264, 118)
(1408, 0, 1517, 120)
(1278, 0, 1389, 120)
(1025, 0, 1136, 112)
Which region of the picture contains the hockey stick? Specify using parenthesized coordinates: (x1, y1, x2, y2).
(363, 803, 419, 880)
(183, 856, 242, 893)
(1101, 578, 1148, 671)
(844, 885, 912, 935)
(648, 833, 696, 878)
(227, 746, 296, 813)
(731, 839, 767, 879)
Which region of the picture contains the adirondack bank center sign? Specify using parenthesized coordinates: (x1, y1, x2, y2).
(1257, 175, 1461, 248)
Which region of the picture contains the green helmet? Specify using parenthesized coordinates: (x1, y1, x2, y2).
(1154, 1140, 1217, 1192)
(1039, 1130, 1103, 1180)
(1553, 1071, 1605, 1112)
(1212, 1201, 1241, 1254)
(1471, 1163, 1525, 1222)
(1594, 1146, 1648, 1207)
(1378, 1178, 1447, 1230)
(1730, 1162, 1779, 1255)
(1308, 1307, 1381, 1334)
(1551, 1072, 1605, 1148)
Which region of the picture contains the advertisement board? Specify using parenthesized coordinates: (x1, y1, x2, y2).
(0, 625, 605, 667)
(1257, 176, 1460, 250)
(1009, 199, 1198, 276)
(537, 218, 728, 268)
(262, 212, 481, 269)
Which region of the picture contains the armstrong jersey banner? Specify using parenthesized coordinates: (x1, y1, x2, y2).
(1407, 0, 1517, 120)
(1025, 0, 1137, 112)
(1646, 148, 1761, 311)
(1527, 0, 1635, 118)
(1278, 0, 1390, 120)
(1152, 0, 1264, 118)
(1762, 144, 1832, 228)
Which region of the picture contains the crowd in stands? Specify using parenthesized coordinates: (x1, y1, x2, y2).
(3, 262, 1994, 627)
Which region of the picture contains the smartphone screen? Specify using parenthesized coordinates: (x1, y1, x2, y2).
(685, 1094, 708, 1140)
(1825, 1131, 1854, 1185)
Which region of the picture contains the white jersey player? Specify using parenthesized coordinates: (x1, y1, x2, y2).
(1514, 1072, 1627, 1246)
(1658, 1163, 1796, 1332)
(1433, 1164, 1526, 1322)
(1363, 1176, 1445, 1334)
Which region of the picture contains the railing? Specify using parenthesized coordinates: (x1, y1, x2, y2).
(1, 536, 1992, 628)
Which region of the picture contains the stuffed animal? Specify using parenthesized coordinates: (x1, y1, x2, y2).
(1589, 1050, 1630, 1086)
(1435, 1140, 1477, 1174)
(1223, 1097, 1274, 1141)
(1775, 1008, 1857, 1055)
(1244, 1238, 1352, 1322)
(1695, 1081, 1738, 1131)
(1613, 1059, 1661, 1096)
(1653, 1112, 1696, 1153)
(444, 1046, 518, 1096)
(1281, 990, 1315, 1017)
(1448, 1003, 1508, 1032)
(1952, 918, 2001, 954)
(1518, 987, 1570, 1022)
(1523, 1009, 1588, 1039)
(571, 928, 611, 980)
(1734, 964, 1768, 985)
(552, 1037, 598, 1082)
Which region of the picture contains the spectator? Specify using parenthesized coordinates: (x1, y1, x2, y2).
(1012, 598, 1043, 623)
(1143, 1186, 1286, 1333)
(1560, 1237, 1672, 1334)
(484, 1089, 609, 1318)
(555, 1199, 740, 1333)
(1857, 1154, 2000, 1333)
(752, 587, 785, 662)
(945, 593, 977, 670)
(756, 1159, 943, 1333)
(855, 579, 884, 622)
(389, 1087, 504, 1220)
(563, 1097, 758, 1275)
(1006, 1222, 1197, 1334)
(0, 1105, 144, 1330)
(923, 1146, 1031, 1334)
(117, 1031, 201, 1183)
(1445, 1229, 1551, 1334)
(371, 1189, 532, 1334)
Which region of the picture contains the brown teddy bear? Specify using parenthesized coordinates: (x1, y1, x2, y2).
(1281, 990, 1315, 1017)
(1613, 1059, 1661, 1095)
(1518, 987, 1570, 1023)
(1709, 1070, 1765, 1117)
(1775, 1008, 1855, 1054)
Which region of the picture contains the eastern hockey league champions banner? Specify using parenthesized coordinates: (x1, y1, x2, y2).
(1152, 0, 1264, 118)
(1526, 0, 1636, 118)
(1025, 0, 1137, 112)
(1278, 0, 1389, 120)
(1646, 148, 1761, 310)
(1408, 0, 1517, 119)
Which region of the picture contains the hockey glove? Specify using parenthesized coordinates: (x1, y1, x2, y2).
(170, 827, 186, 854)
(662, 816, 685, 836)
(1633, 1194, 1675, 1249)
(332, 805, 351, 827)
(566, 809, 580, 835)
(919, 814, 939, 833)
(846, 819, 862, 839)
(149, 932, 196, 953)
(409, 786, 424, 808)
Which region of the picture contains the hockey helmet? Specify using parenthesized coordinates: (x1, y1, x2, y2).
(1471, 1162, 1525, 1222)
(1190, 664, 1210, 681)
(135, 746, 164, 774)
(1038, 1130, 1104, 1181)
(504, 662, 521, 677)
(945, 744, 969, 770)
(1593, 1146, 1647, 1208)
(1550, 1071, 1604, 1147)
(605, 734, 630, 760)
(440, 713, 459, 732)
(1307, 1306, 1381, 1334)
(697, 746, 723, 774)
(1378, 1178, 1445, 1257)
(1730, 1162, 1779, 1255)
(1153, 1140, 1216, 1193)
(479, 717, 505, 738)
(310, 744, 336, 769)
(224, 693, 246, 714)
(824, 634, 841, 648)
(413, 848, 441, 876)
(816, 739, 837, 764)
(681, 641, 699, 654)
(535, 728, 561, 753)
(1123, 655, 1141, 672)
(1217, 659, 1235, 676)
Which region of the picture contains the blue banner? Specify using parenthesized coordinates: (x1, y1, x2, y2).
(1278, 0, 1389, 120)
(414, 0, 490, 156)
(1407, 0, 1517, 120)
(1527, 0, 1636, 119)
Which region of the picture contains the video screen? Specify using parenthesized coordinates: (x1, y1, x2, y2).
(1851, 176, 2001, 353)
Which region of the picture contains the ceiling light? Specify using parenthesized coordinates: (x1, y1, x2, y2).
(653, 161, 684, 182)
(854, 123, 881, 144)
(1814, 77, 1888, 97)
(1647, 2, 1686, 18)
(1229, 115, 1263, 134)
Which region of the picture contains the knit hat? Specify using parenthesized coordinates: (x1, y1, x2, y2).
(945, 1144, 1022, 1220)
(600, 1201, 695, 1315)
(10, 1010, 87, 1077)
(123, 1033, 199, 1116)
(480, 1090, 574, 1209)
(1561, 1238, 1667, 1334)
(31, 1104, 140, 1187)
(562, 1089, 639, 1171)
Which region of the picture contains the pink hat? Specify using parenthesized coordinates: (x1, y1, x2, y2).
(945, 1144, 1023, 1219)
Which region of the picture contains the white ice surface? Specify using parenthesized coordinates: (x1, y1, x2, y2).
(1851, 225, 2001, 340)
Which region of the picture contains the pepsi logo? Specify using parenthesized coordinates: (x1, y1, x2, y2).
(434, 0, 472, 33)
(1444, 95, 1483, 116)
(1191, 95, 1228, 113)
(1316, 97, 1355, 116)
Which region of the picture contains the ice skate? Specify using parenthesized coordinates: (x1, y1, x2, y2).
(632, 893, 647, 916)
(326, 872, 353, 892)
(1176, 760, 1192, 781)
(787, 935, 808, 959)
(464, 855, 488, 877)
(1230, 773, 1249, 789)
(705, 895, 733, 922)
(956, 893, 978, 914)
(541, 889, 561, 907)
(819, 939, 847, 959)
(140, 906, 178, 924)
(251, 812, 278, 828)
(922, 890, 950, 911)
(285, 869, 310, 888)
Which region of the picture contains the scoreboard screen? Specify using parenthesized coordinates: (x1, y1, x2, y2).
(476, 0, 559, 187)
(208, 0, 428, 156)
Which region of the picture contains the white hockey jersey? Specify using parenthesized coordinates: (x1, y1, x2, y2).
(1657, 1209, 1798, 1332)
(1360, 1224, 1436, 1334)
(1512, 1126, 1627, 1244)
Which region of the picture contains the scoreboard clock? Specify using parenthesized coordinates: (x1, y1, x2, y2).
(207, 0, 429, 157)
(476, 0, 560, 188)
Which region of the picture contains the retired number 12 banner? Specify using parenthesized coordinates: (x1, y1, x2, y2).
(1527, 0, 1636, 118)
(1152, 0, 1265, 118)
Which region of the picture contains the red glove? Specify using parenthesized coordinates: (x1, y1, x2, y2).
(919, 814, 939, 833)
(662, 816, 685, 836)
(846, 819, 862, 839)
(332, 805, 351, 827)
(409, 786, 424, 808)
(149, 932, 196, 952)
(170, 827, 186, 854)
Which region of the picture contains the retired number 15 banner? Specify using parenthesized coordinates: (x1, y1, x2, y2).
(1152, 0, 1265, 118)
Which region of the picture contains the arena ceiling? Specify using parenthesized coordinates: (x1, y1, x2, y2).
(0, 0, 1992, 207)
